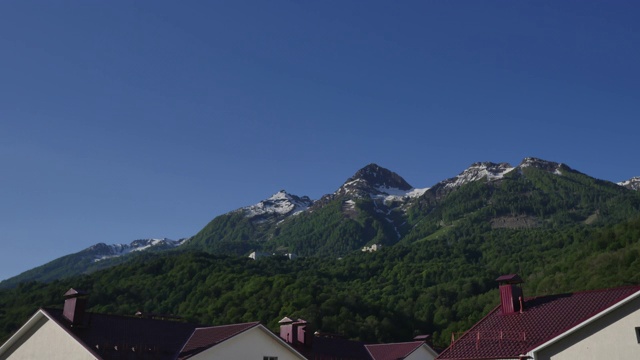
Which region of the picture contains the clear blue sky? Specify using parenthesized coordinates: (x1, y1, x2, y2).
(1, 1, 639, 281)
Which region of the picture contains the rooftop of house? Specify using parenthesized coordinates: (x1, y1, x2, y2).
(365, 340, 426, 360)
(5, 288, 437, 360)
(177, 321, 261, 359)
(436, 284, 640, 359)
(38, 304, 433, 360)
(44, 307, 199, 359)
(309, 335, 370, 359)
(42, 307, 261, 360)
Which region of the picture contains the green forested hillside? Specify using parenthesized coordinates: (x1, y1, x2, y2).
(267, 197, 401, 255)
(1, 162, 639, 348)
(2, 215, 639, 347)
(186, 211, 265, 254)
(186, 163, 640, 259)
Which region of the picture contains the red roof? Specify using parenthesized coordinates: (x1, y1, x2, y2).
(178, 322, 260, 359)
(437, 285, 640, 359)
(307, 335, 370, 359)
(365, 341, 425, 360)
(44, 308, 200, 359)
(43, 309, 263, 360)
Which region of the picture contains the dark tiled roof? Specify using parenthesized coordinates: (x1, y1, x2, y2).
(308, 335, 370, 359)
(437, 285, 640, 359)
(44, 308, 199, 359)
(365, 341, 424, 360)
(44, 309, 269, 360)
(177, 322, 260, 359)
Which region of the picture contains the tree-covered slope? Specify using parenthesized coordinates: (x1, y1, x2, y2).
(0, 239, 184, 290)
(2, 214, 639, 348)
(2, 156, 638, 341)
(403, 163, 640, 245)
(184, 164, 426, 257)
(186, 158, 640, 259)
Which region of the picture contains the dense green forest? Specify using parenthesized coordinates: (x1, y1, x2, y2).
(2, 214, 639, 347)
(1, 162, 639, 348)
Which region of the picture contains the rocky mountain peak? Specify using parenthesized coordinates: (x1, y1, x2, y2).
(242, 190, 313, 218)
(519, 157, 565, 174)
(86, 238, 185, 262)
(618, 176, 640, 191)
(336, 163, 413, 198)
(439, 161, 515, 190)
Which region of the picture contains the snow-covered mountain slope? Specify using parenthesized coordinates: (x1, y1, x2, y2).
(89, 238, 187, 262)
(440, 162, 515, 190)
(618, 176, 640, 191)
(4, 157, 638, 288)
(519, 157, 565, 174)
(0, 237, 188, 288)
(242, 190, 313, 218)
(435, 157, 568, 192)
(334, 163, 428, 202)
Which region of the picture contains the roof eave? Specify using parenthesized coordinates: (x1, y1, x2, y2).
(177, 322, 261, 359)
(436, 305, 502, 359)
(178, 323, 307, 360)
(0, 309, 47, 356)
(40, 308, 103, 359)
(0, 309, 102, 360)
(255, 324, 308, 360)
(423, 343, 440, 357)
(527, 288, 640, 357)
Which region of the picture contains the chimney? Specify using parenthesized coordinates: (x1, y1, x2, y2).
(413, 334, 433, 347)
(278, 317, 311, 347)
(63, 288, 89, 326)
(496, 274, 524, 315)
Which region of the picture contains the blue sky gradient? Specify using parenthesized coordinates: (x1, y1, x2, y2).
(1, 1, 639, 281)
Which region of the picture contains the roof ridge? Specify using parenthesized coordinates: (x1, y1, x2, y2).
(524, 286, 640, 352)
(195, 321, 260, 330)
(179, 321, 262, 358)
(192, 321, 260, 345)
(365, 340, 424, 360)
(438, 284, 640, 359)
(37, 308, 103, 359)
(43, 307, 197, 324)
(366, 340, 423, 346)
(526, 284, 640, 299)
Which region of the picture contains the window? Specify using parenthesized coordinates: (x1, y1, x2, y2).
(263, 357, 278, 360)
(636, 327, 640, 343)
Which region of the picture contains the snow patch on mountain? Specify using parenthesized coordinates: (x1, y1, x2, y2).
(91, 238, 186, 262)
(243, 190, 313, 218)
(442, 162, 515, 189)
(618, 176, 640, 191)
(373, 185, 429, 204)
(335, 164, 424, 204)
(520, 157, 564, 175)
(438, 158, 569, 191)
(344, 199, 356, 211)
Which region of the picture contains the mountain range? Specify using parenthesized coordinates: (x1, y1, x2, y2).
(1, 157, 640, 347)
(1, 157, 638, 289)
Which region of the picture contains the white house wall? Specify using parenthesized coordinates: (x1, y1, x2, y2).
(404, 344, 438, 360)
(534, 295, 640, 360)
(188, 326, 304, 360)
(0, 316, 95, 360)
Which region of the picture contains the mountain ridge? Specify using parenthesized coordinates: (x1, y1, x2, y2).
(2, 157, 638, 287)
(0, 238, 187, 288)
